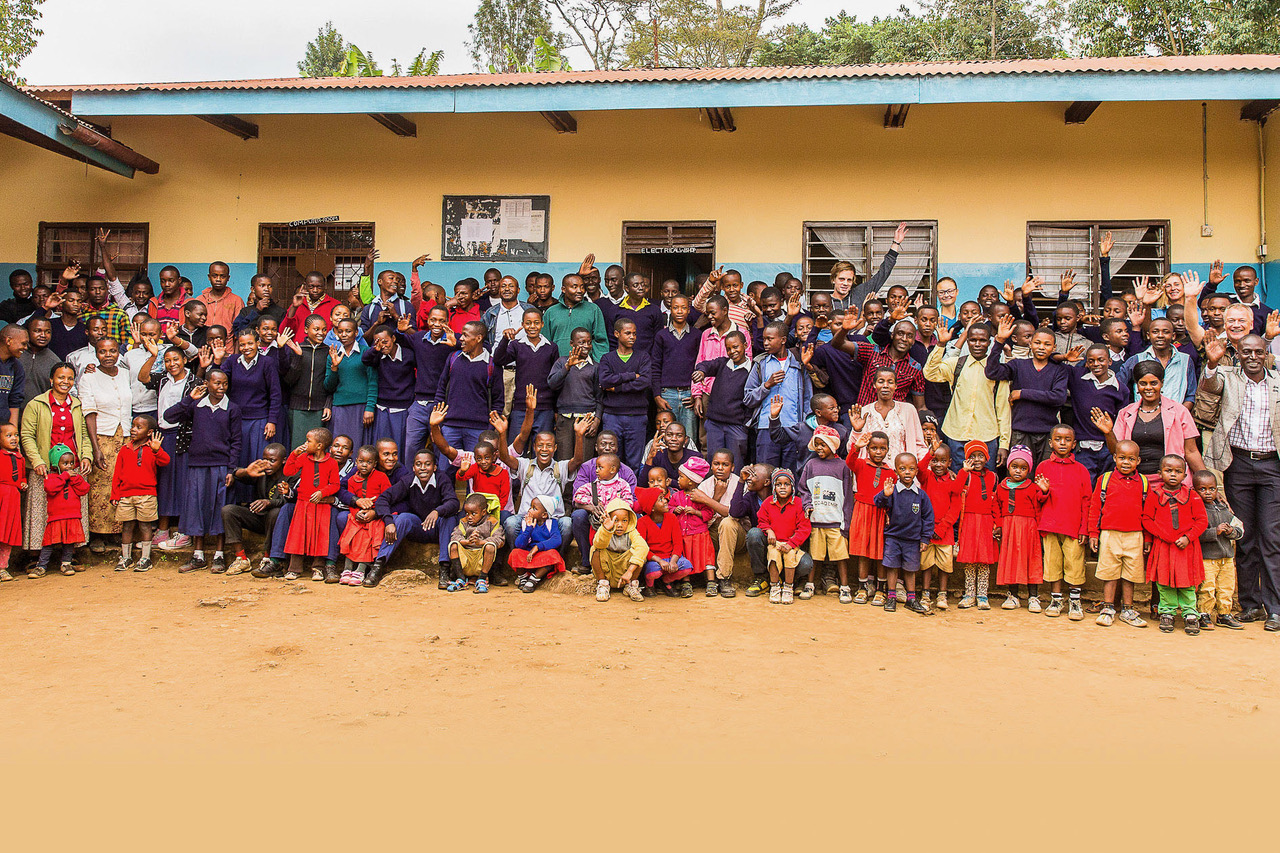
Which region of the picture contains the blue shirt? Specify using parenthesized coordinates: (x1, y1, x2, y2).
(1119, 347, 1196, 405)
(753, 352, 803, 429)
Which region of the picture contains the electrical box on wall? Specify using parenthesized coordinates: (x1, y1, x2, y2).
(1201, 225, 1214, 237)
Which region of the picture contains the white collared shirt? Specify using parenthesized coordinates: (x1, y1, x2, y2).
(725, 359, 750, 372)
(1085, 371, 1120, 391)
(524, 335, 550, 352)
(197, 394, 229, 411)
(895, 480, 920, 493)
(411, 473, 438, 493)
(238, 354, 259, 371)
(385, 344, 403, 362)
(463, 350, 491, 364)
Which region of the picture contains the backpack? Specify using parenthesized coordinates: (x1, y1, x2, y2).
(1097, 471, 1148, 515)
(442, 350, 496, 412)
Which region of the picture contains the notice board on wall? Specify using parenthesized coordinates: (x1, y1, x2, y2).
(441, 195, 550, 262)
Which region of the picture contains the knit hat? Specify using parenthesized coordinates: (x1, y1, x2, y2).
(48, 444, 73, 469)
(771, 468, 795, 490)
(678, 455, 711, 484)
(919, 409, 939, 428)
(531, 492, 563, 519)
(809, 425, 841, 455)
(963, 440, 989, 461)
(1006, 445, 1034, 470)
(633, 487, 664, 515)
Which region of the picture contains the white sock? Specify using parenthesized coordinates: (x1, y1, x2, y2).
(121, 543, 132, 559)
(214, 551, 224, 559)
(193, 550, 204, 560)
(140, 543, 152, 560)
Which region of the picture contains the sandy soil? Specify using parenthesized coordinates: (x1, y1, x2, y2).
(4, 558, 1279, 771)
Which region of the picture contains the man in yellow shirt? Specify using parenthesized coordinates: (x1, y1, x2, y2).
(923, 321, 1011, 472)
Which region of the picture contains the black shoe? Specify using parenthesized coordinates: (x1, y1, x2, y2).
(1158, 613, 1175, 633)
(1184, 614, 1201, 636)
(323, 561, 341, 583)
(821, 576, 839, 595)
(1199, 613, 1215, 630)
(492, 571, 510, 587)
(519, 577, 537, 593)
(1239, 606, 1267, 623)
(904, 598, 930, 615)
(884, 597, 897, 613)
(210, 554, 227, 574)
(662, 583, 678, 597)
(641, 584, 656, 598)
(437, 563, 452, 589)
(1265, 614, 1280, 632)
(1217, 613, 1245, 630)
(251, 558, 278, 579)
(178, 556, 207, 574)
(362, 560, 386, 588)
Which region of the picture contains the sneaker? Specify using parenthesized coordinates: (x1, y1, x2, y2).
(821, 576, 839, 595)
(853, 585, 869, 605)
(1184, 613, 1201, 636)
(1095, 607, 1115, 627)
(798, 582, 815, 601)
(781, 583, 794, 605)
(895, 582, 907, 600)
(719, 579, 736, 598)
(519, 577, 538, 593)
(115, 555, 132, 572)
(60, 562, 75, 575)
(150, 529, 169, 546)
(1158, 613, 1176, 633)
(905, 598, 930, 615)
(349, 570, 365, 585)
(0, 568, 11, 582)
(1002, 594, 1020, 610)
(705, 580, 719, 598)
(769, 583, 782, 604)
(957, 595, 976, 609)
(883, 596, 897, 613)
(310, 568, 324, 582)
(210, 554, 227, 574)
(640, 584, 656, 598)
(158, 533, 191, 551)
(1044, 598, 1062, 617)
(935, 592, 949, 611)
(838, 585, 853, 605)
(178, 555, 207, 573)
(871, 589, 886, 607)
(1119, 608, 1148, 628)
(438, 574, 450, 590)
(920, 590, 932, 609)
(226, 555, 251, 575)
(1199, 613, 1215, 631)
(745, 578, 769, 598)
(1217, 613, 1245, 630)
(625, 580, 644, 602)
(27, 565, 46, 579)
(283, 570, 299, 581)
(595, 579, 611, 602)
(1068, 599, 1085, 621)
(133, 557, 153, 573)
(678, 580, 694, 598)
(976, 596, 991, 610)
(474, 578, 490, 594)
(661, 582, 678, 597)
(339, 570, 354, 585)
(1028, 596, 1042, 613)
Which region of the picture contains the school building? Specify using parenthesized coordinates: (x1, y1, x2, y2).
(2, 55, 1279, 310)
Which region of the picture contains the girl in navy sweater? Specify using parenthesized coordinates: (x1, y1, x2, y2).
(692, 330, 751, 466)
(361, 326, 417, 454)
(162, 368, 243, 573)
(597, 318, 652, 472)
(221, 329, 282, 503)
(493, 309, 558, 438)
(433, 320, 504, 470)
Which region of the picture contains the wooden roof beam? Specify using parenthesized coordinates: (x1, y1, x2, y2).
(196, 114, 259, 139)
(702, 107, 735, 132)
(540, 110, 577, 133)
(368, 113, 416, 137)
(883, 103, 909, 128)
(1065, 101, 1101, 124)
(1241, 100, 1280, 122)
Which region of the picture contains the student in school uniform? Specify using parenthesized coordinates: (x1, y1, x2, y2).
(651, 294, 702, 446)
(493, 309, 558, 437)
(371, 449, 460, 588)
(360, 326, 417, 453)
(432, 320, 503, 468)
(597, 318, 652, 472)
(693, 330, 752, 465)
(324, 318, 378, 448)
(359, 271, 416, 336)
(281, 314, 333, 445)
(548, 327, 601, 462)
(393, 306, 457, 457)
(221, 328, 284, 504)
(600, 273, 662, 353)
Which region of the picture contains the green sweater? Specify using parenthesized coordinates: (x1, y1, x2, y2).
(543, 299, 608, 363)
(323, 350, 378, 411)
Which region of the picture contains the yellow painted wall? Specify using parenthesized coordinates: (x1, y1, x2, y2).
(0, 99, 1266, 268)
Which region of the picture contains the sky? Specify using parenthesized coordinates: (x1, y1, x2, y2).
(18, 0, 907, 85)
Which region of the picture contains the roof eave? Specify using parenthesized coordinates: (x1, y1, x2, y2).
(0, 77, 143, 177)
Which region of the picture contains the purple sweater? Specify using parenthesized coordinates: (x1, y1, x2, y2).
(220, 354, 283, 425)
(600, 300, 663, 354)
(651, 325, 701, 395)
(494, 336, 557, 412)
(434, 350, 504, 429)
(598, 350, 652, 416)
(397, 330, 456, 401)
(361, 342, 417, 408)
(809, 337, 867, 409)
(163, 395, 243, 470)
(1067, 366, 1130, 444)
(984, 356, 1068, 434)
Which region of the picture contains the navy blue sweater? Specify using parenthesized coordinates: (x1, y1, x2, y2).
(221, 354, 284, 425)
(1067, 366, 1130, 444)
(361, 343, 417, 408)
(49, 318, 87, 360)
(397, 330, 456, 401)
(651, 325, 701, 395)
(494, 336, 557, 412)
(0, 356, 25, 416)
(374, 473, 460, 521)
(600, 300, 663, 354)
(874, 486, 935, 544)
(434, 350, 504, 429)
(163, 395, 243, 470)
(547, 357, 601, 416)
(984, 356, 1068, 434)
(597, 349, 652, 415)
(694, 356, 750, 424)
(809, 338, 866, 409)
(729, 480, 767, 526)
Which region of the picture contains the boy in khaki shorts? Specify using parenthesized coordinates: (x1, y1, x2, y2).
(1086, 440, 1148, 628)
(797, 426, 854, 601)
(109, 415, 169, 573)
(1036, 425, 1093, 620)
(1192, 470, 1245, 630)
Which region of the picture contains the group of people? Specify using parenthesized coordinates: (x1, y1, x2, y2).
(0, 224, 1278, 636)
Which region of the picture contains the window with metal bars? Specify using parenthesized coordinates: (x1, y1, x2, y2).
(37, 222, 148, 288)
(1026, 221, 1169, 314)
(802, 221, 937, 302)
(258, 222, 375, 297)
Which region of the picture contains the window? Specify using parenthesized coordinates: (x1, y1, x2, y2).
(258, 221, 375, 297)
(803, 221, 937, 302)
(621, 221, 715, 295)
(37, 222, 148, 288)
(1026, 221, 1169, 313)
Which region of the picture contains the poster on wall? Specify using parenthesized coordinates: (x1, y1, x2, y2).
(442, 195, 550, 262)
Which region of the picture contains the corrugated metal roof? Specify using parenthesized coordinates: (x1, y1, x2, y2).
(27, 54, 1280, 96)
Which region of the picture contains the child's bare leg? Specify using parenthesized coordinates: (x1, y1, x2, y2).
(938, 567, 949, 595)
(905, 571, 917, 594)
(479, 544, 496, 580)
(875, 559, 885, 582)
(1102, 579, 1118, 607)
(590, 550, 605, 580)
(856, 556, 870, 582)
(834, 558, 848, 586)
(922, 567, 933, 594)
(193, 535, 205, 554)
(885, 567, 899, 598)
(767, 560, 780, 584)
(783, 562, 795, 585)
(1120, 579, 1134, 609)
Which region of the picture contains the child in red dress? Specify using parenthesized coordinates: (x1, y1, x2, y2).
(0, 424, 28, 581)
(41, 445, 89, 576)
(1143, 454, 1208, 636)
(634, 486, 693, 596)
(845, 430, 896, 605)
(994, 445, 1049, 610)
(669, 456, 715, 597)
(283, 428, 340, 581)
(955, 440, 999, 610)
(510, 493, 567, 592)
(337, 444, 392, 586)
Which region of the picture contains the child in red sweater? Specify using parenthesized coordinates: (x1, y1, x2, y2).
(955, 440, 999, 610)
(918, 444, 960, 610)
(757, 468, 811, 605)
(0, 424, 27, 581)
(994, 446, 1049, 610)
(1143, 454, 1208, 636)
(337, 444, 392, 586)
(283, 428, 340, 581)
(109, 415, 170, 573)
(1035, 425, 1092, 620)
(40, 445, 90, 576)
(457, 441, 512, 520)
(635, 486, 694, 596)
(1087, 439, 1149, 629)
(845, 431, 896, 605)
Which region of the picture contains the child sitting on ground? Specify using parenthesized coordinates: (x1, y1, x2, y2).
(40, 445, 90, 576)
(510, 493, 566, 593)
(1193, 470, 1244, 630)
(571, 452, 635, 575)
(994, 446, 1049, 611)
(635, 485, 693, 597)
(591, 497, 647, 603)
(874, 452, 934, 614)
(669, 456, 716, 598)
(955, 440, 999, 610)
(448, 493, 504, 594)
(336, 444, 392, 586)
(757, 468, 811, 605)
(282, 428, 340, 582)
(0, 424, 26, 581)
(109, 415, 169, 573)
(1143, 454, 1208, 636)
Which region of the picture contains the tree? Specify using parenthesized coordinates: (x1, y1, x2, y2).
(390, 49, 444, 76)
(624, 0, 797, 68)
(755, 11, 934, 65)
(469, 0, 565, 72)
(297, 20, 348, 77)
(335, 45, 383, 77)
(548, 0, 642, 69)
(1067, 0, 1207, 55)
(1205, 0, 1280, 53)
(0, 0, 45, 84)
(914, 0, 1065, 60)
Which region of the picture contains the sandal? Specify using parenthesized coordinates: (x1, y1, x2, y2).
(474, 578, 489, 594)
(446, 578, 468, 592)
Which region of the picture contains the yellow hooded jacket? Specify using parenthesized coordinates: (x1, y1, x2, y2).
(591, 497, 646, 567)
